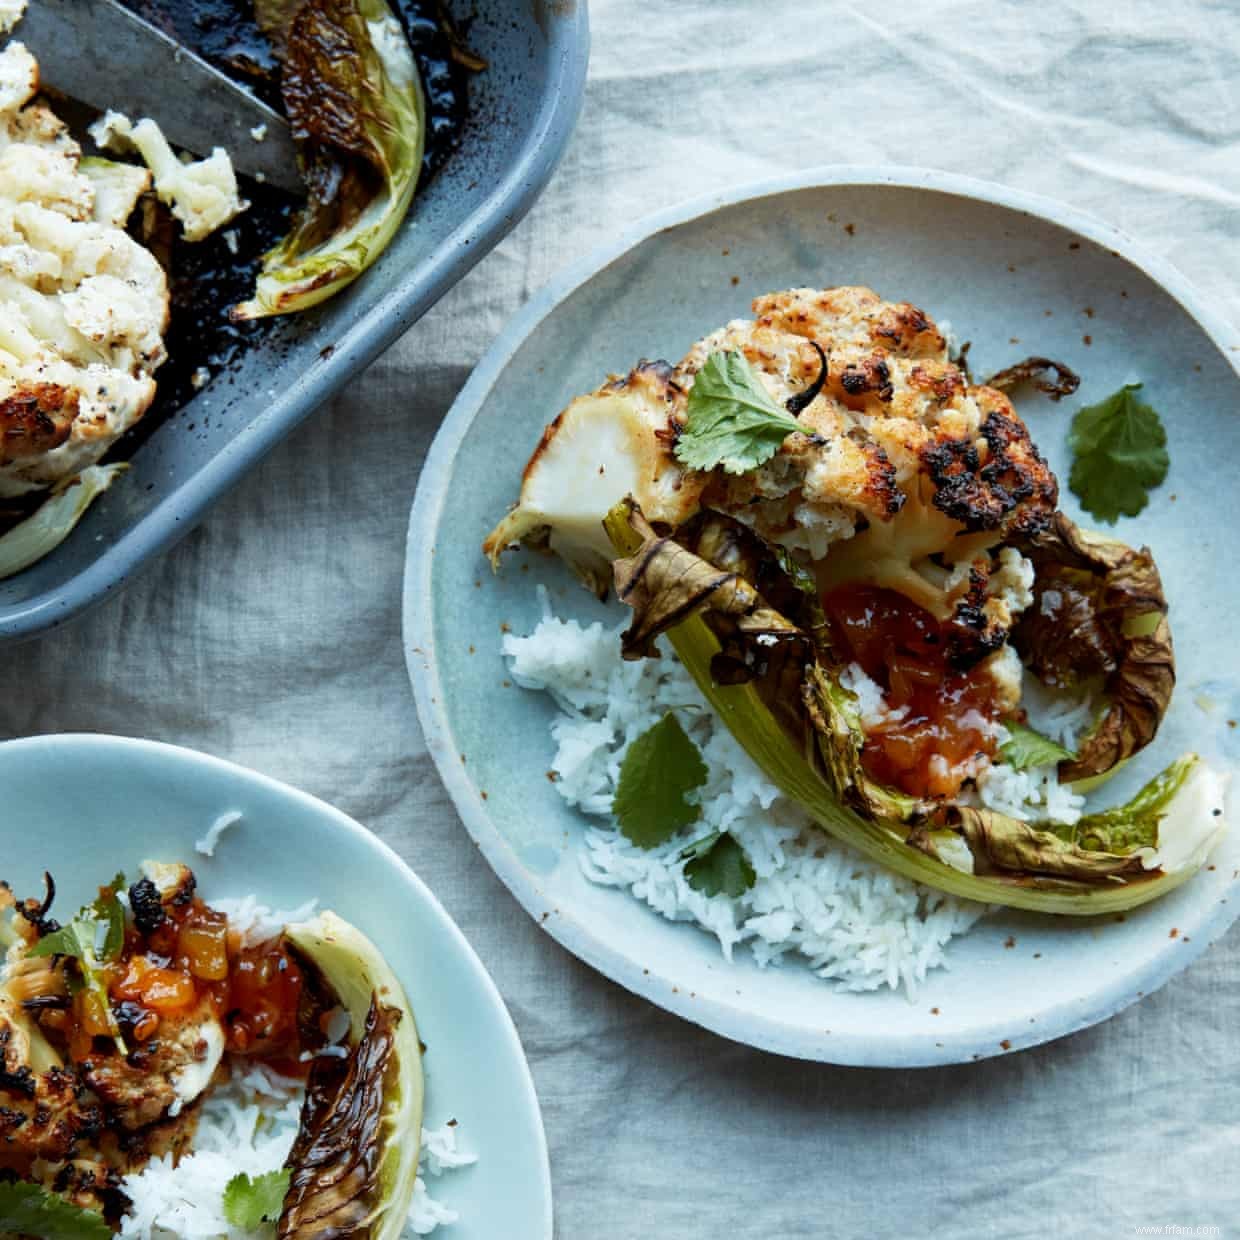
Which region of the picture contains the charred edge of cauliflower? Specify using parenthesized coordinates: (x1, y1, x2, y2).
(0, 382, 77, 465)
(0, 41, 169, 513)
(920, 393, 1058, 539)
(483, 361, 705, 594)
(486, 285, 1059, 673)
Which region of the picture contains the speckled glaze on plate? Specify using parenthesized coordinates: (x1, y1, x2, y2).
(0, 734, 553, 1239)
(405, 167, 1240, 1067)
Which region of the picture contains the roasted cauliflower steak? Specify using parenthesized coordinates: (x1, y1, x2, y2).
(485, 284, 1055, 666)
(0, 40, 166, 500)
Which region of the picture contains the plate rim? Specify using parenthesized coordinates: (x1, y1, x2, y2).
(0, 731, 554, 1237)
(404, 164, 1240, 1067)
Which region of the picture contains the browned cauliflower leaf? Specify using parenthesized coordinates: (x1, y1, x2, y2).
(1014, 512, 1174, 780)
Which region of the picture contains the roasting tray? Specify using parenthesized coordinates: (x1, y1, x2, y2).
(0, 0, 589, 640)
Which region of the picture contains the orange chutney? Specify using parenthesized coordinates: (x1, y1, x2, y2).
(822, 583, 1002, 798)
(73, 893, 306, 1067)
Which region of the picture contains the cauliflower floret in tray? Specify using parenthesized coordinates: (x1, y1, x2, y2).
(0, 40, 167, 500)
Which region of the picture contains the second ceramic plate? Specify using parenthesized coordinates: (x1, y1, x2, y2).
(0, 734, 552, 1238)
(405, 167, 1240, 1066)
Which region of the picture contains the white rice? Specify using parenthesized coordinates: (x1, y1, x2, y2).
(208, 896, 318, 945)
(195, 811, 243, 858)
(974, 675, 1094, 826)
(838, 661, 907, 728)
(1022, 674, 1097, 747)
(120, 1061, 474, 1238)
(975, 759, 1086, 825)
(506, 590, 1103, 993)
(120, 1065, 300, 1239)
(118, 899, 475, 1236)
(505, 593, 985, 994)
(409, 1123, 477, 1235)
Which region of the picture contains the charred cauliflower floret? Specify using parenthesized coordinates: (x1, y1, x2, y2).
(0, 995, 102, 1172)
(0, 41, 168, 501)
(672, 314, 904, 550)
(486, 285, 1049, 657)
(70, 861, 227, 1131)
(80, 1002, 224, 1130)
(681, 287, 1055, 556)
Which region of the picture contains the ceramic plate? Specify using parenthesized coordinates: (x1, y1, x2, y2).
(0, 734, 552, 1239)
(405, 167, 1240, 1066)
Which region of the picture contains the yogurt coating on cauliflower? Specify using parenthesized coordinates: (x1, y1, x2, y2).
(0, 41, 168, 499)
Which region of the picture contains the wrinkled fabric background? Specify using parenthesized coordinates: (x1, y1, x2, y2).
(5, 1, 1240, 1235)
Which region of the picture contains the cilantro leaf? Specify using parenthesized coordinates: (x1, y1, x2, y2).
(30, 919, 98, 962)
(223, 1169, 291, 1228)
(0, 1181, 112, 1239)
(680, 831, 756, 898)
(30, 875, 126, 1048)
(674, 350, 806, 475)
(612, 713, 708, 848)
(31, 875, 126, 964)
(1068, 383, 1169, 522)
(999, 722, 1076, 771)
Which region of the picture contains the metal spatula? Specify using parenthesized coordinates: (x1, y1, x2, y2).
(16, 0, 302, 191)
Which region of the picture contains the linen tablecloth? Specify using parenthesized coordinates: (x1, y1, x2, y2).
(4, 2, 1238, 1234)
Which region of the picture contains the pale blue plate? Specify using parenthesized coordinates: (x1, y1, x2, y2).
(0, 733, 552, 1240)
(405, 168, 1240, 1066)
